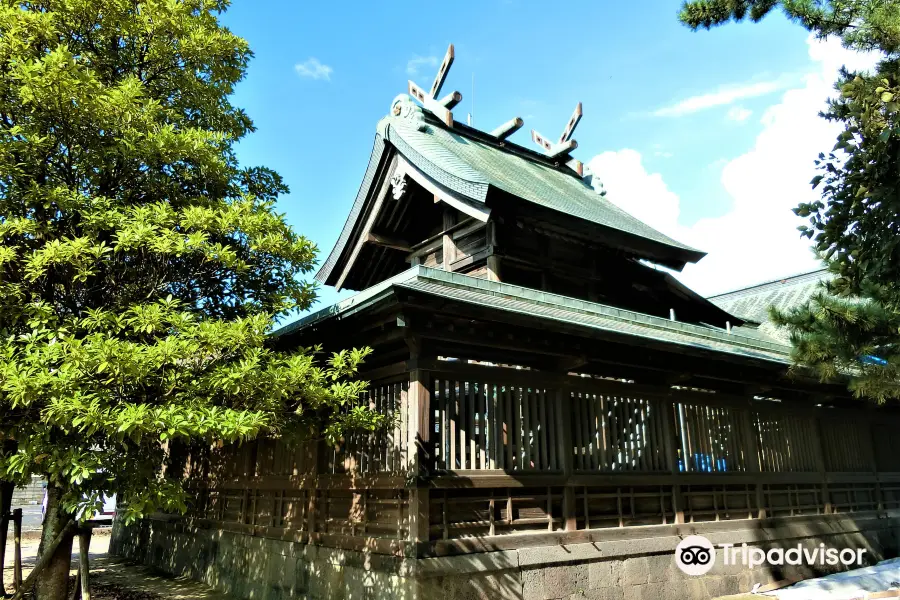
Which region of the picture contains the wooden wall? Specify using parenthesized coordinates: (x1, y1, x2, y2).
(178, 362, 900, 558)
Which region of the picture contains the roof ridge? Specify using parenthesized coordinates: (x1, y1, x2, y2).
(411, 110, 583, 178)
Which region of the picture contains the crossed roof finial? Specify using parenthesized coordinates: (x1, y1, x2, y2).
(531, 102, 583, 175)
(404, 43, 584, 176)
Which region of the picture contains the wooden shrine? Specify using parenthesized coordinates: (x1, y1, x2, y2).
(113, 45, 900, 600)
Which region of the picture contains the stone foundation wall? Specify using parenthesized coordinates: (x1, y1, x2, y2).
(111, 513, 900, 600)
(11, 475, 45, 505)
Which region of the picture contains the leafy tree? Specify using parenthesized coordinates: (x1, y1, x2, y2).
(0, 2, 375, 599)
(679, 0, 900, 401)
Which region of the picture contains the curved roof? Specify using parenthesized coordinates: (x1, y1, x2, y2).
(708, 268, 829, 343)
(317, 100, 706, 285)
(379, 111, 703, 258)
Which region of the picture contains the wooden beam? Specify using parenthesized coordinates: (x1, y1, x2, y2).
(335, 156, 402, 291)
(438, 91, 462, 109)
(548, 139, 577, 159)
(409, 217, 478, 254)
(408, 80, 453, 128)
(430, 43, 455, 98)
(366, 232, 412, 252)
(566, 158, 584, 177)
(396, 156, 490, 222)
(442, 207, 458, 271)
(490, 117, 524, 140)
(558, 102, 583, 143)
(556, 355, 589, 373)
(531, 130, 577, 158)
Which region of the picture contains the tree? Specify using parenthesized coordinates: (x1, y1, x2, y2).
(0, 3, 376, 599)
(678, 0, 900, 401)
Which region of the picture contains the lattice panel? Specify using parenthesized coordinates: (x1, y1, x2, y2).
(763, 484, 825, 517)
(820, 420, 871, 472)
(195, 488, 311, 529)
(873, 423, 900, 472)
(683, 484, 757, 522)
(432, 380, 560, 471)
(829, 483, 879, 514)
(315, 489, 409, 539)
(674, 403, 749, 473)
(322, 381, 407, 475)
(576, 486, 674, 529)
(570, 393, 668, 472)
(754, 412, 818, 472)
(880, 483, 900, 509)
(429, 487, 564, 539)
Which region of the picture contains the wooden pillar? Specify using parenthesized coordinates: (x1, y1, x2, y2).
(78, 529, 91, 600)
(866, 416, 883, 510)
(661, 398, 685, 524)
(487, 255, 501, 282)
(556, 389, 577, 531)
(486, 221, 501, 282)
(12, 509, 21, 592)
(442, 208, 457, 271)
(305, 438, 318, 540)
(811, 414, 831, 513)
(739, 407, 765, 519)
(407, 369, 432, 553)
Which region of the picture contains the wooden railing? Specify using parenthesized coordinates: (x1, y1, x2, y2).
(176, 362, 900, 557)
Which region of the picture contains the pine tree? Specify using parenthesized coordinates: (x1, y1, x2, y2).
(679, 0, 900, 401)
(0, 3, 376, 599)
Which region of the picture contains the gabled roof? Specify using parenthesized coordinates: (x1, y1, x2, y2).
(316, 98, 705, 285)
(281, 266, 792, 365)
(380, 111, 702, 258)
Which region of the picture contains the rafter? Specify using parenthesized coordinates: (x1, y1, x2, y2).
(335, 157, 403, 291)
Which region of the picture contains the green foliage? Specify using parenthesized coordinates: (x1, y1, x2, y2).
(679, 1, 900, 53)
(0, 0, 375, 522)
(680, 0, 900, 401)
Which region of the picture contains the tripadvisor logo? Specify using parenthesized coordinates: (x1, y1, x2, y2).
(674, 535, 867, 576)
(675, 535, 716, 576)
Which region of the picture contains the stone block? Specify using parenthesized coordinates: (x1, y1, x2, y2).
(307, 563, 344, 600)
(701, 574, 742, 599)
(623, 557, 650, 586)
(441, 571, 522, 600)
(576, 587, 625, 600)
(589, 560, 623, 589)
(683, 578, 710, 600)
(644, 554, 674, 583)
(542, 564, 588, 599)
(522, 567, 545, 600)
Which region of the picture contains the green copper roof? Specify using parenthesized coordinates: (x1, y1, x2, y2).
(379, 110, 703, 258)
(708, 268, 829, 343)
(280, 266, 792, 365)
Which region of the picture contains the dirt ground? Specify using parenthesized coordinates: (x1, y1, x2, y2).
(1, 528, 227, 600)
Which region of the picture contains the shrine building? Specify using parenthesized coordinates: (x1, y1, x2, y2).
(112, 45, 900, 600)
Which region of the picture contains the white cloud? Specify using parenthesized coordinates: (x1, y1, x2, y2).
(588, 35, 880, 296)
(406, 55, 438, 77)
(294, 58, 333, 81)
(726, 106, 753, 122)
(654, 79, 788, 117)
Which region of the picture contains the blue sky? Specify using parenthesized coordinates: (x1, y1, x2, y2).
(219, 1, 872, 316)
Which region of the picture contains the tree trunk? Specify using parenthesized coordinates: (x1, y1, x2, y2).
(35, 485, 74, 600)
(1, 479, 13, 595)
